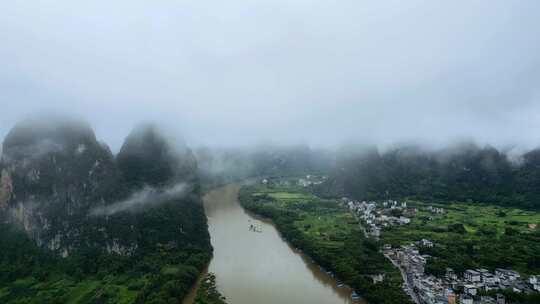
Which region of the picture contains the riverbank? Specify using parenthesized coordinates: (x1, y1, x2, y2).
(191, 273, 228, 304)
(186, 184, 354, 304)
(238, 184, 413, 304)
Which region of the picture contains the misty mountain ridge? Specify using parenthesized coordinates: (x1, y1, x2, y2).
(195, 144, 334, 187)
(0, 117, 213, 302)
(318, 142, 540, 210)
(118, 123, 199, 189)
(195, 140, 540, 210)
(0, 117, 204, 257)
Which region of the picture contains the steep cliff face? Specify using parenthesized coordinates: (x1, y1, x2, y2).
(117, 123, 199, 189)
(0, 168, 13, 210)
(0, 118, 209, 258)
(111, 124, 209, 253)
(0, 118, 212, 303)
(0, 117, 123, 255)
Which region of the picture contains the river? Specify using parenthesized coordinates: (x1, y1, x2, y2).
(184, 184, 360, 304)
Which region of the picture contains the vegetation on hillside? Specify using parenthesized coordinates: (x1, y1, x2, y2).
(0, 120, 212, 304)
(0, 197, 212, 304)
(318, 143, 540, 210)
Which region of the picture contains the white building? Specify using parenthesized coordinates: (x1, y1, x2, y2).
(419, 239, 434, 248)
(398, 216, 411, 225)
(529, 275, 540, 291)
(495, 269, 520, 281)
(460, 294, 473, 304)
(464, 284, 477, 296)
(465, 270, 481, 283)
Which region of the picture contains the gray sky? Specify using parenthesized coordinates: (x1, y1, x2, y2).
(1, 1, 540, 152)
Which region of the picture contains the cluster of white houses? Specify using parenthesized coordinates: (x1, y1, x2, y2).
(342, 198, 539, 304)
(260, 175, 327, 187)
(384, 243, 540, 304)
(297, 175, 326, 187)
(345, 199, 416, 239)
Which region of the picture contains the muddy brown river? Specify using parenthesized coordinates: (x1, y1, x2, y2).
(184, 184, 361, 304)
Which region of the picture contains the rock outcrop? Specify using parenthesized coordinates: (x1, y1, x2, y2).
(0, 117, 212, 304)
(0, 117, 122, 255)
(0, 169, 13, 210)
(0, 117, 208, 260)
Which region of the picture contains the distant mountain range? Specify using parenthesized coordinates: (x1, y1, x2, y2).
(196, 141, 540, 210)
(195, 145, 333, 186)
(318, 143, 540, 210)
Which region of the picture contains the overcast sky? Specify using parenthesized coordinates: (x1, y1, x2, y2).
(1, 1, 540, 151)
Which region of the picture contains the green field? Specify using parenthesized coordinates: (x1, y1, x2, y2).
(294, 212, 357, 249)
(252, 187, 360, 251)
(268, 191, 315, 200)
(383, 201, 540, 243)
(252, 189, 316, 202)
(0, 275, 140, 304)
(381, 201, 540, 276)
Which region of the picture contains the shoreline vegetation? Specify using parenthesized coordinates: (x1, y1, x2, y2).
(238, 183, 413, 304)
(193, 273, 227, 304)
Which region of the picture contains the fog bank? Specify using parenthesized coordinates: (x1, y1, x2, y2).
(89, 183, 191, 216)
(1, 1, 539, 150)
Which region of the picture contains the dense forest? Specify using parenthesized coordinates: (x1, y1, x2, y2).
(317, 143, 540, 210)
(0, 118, 212, 303)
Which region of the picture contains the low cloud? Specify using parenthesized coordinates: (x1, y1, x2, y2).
(1, 1, 540, 150)
(89, 183, 190, 216)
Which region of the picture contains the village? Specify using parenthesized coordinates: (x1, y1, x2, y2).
(345, 199, 418, 240)
(345, 199, 540, 304)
